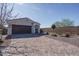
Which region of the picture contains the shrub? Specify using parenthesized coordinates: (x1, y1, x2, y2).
(0, 40, 4, 45)
(77, 33, 79, 35)
(61, 33, 70, 37)
(65, 34, 70, 37)
(51, 24, 56, 30)
(0, 28, 7, 35)
(46, 32, 49, 35)
(51, 33, 58, 37)
(2, 28, 7, 35)
(40, 29, 44, 34)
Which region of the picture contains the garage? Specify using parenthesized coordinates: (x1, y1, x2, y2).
(12, 25, 32, 34)
(7, 17, 40, 35)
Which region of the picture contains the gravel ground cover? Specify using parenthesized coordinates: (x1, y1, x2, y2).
(0, 35, 79, 56)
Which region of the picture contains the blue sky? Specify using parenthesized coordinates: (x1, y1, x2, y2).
(13, 3, 79, 28)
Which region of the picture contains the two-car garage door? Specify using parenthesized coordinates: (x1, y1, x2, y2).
(12, 25, 32, 34)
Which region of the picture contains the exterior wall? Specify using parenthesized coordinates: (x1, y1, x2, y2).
(31, 26, 35, 34)
(38, 27, 40, 33)
(7, 24, 12, 35)
(35, 25, 40, 34)
(31, 23, 40, 34)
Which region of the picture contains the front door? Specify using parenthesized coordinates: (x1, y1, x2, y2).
(35, 29, 38, 34)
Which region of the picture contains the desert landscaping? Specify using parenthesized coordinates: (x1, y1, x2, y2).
(0, 34, 79, 56)
(0, 3, 79, 56)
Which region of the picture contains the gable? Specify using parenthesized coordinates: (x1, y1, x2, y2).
(7, 17, 40, 26)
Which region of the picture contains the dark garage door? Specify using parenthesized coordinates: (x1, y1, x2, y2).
(12, 25, 32, 34)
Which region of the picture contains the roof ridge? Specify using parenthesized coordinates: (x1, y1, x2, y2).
(8, 17, 40, 25)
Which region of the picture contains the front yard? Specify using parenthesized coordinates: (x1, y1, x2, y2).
(1, 35, 79, 56)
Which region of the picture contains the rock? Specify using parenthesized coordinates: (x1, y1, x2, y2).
(5, 47, 17, 54)
(17, 48, 25, 54)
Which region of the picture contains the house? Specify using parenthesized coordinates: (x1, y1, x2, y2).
(7, 17, 40, 35)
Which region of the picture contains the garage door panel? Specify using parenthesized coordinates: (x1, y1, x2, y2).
(12, 25, 32, 34)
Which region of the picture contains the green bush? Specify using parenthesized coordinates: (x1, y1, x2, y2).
(2, 28, 7, 35)
(51, 24, 56, 30)
(0, 40, 4, 45)
(0, 28, 7, 35)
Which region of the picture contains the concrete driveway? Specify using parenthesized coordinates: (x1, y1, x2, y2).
(11, 34, 43, 39)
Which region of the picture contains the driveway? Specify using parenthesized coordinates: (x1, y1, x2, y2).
(11, 34, 43, 39)
(1, 35, 79, 56)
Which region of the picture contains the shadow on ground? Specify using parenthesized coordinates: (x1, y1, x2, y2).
(11, 34, 44, 39)
(0, 34, 44, 56)
(48, 35, 79, 48)
(0, 46, 8, 56)
(0, 50, 2, 56)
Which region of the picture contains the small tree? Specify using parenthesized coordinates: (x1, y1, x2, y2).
(54, 19, 74, 27)
(0, 3, 18, 40)
(51, 24, 56, 31)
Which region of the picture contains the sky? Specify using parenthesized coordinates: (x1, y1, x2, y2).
(12, 3, 79, 28)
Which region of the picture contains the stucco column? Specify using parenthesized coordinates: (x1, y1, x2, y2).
(31, 25, 35, 34)
(7, 24, 12, 35)
(38, 27, 40, 34)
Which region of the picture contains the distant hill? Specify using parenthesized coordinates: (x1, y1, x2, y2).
(41, 26, 79, 35)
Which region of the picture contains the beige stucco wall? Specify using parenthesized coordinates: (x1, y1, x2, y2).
(7, 25, 12, 35)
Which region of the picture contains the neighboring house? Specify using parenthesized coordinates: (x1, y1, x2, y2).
(7, 17, 40, 35)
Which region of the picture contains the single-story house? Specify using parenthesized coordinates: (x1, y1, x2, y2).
(7, 17, 40, 35)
